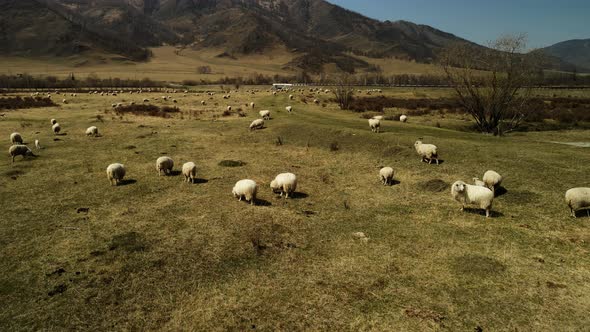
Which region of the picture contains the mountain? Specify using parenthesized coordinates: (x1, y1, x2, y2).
(542, 39, 590, 72)
(0, 0, 473, 73)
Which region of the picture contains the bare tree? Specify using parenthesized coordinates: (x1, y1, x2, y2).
(332, 74, 354, 110)
(439, 34, 543, 135)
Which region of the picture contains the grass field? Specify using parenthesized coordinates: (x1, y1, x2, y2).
(1, 87, 589, 331)
(0, 46, 441, 82)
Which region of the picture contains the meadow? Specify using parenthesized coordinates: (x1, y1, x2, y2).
(1, 87, 589, 331)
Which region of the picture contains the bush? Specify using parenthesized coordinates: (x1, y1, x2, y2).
(0, 97, 56, 110)
(114, 104, 180, 118)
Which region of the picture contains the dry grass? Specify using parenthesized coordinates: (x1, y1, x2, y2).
(0, 87, 589, 331)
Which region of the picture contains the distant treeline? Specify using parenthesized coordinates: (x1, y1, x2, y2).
(0, 71, 589, 90)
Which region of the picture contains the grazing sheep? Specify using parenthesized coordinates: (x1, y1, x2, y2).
(227, 106, 232, 112)
(10, 132, 23, 145)
(35, 139, 41, 150)
(173, 99, 177, 103)
(270, 173, 298, 198)
(9, 144, 35, 163)
(379, 167, 395, 186)
(249, 119, 265, 131)
(156, 156, 174, 176)
(51, 118, 57, 125)
(314, 99, 320, 104)
(250, 102, 255, 108)
(182, 162, 197, 183)
(400, 115, 408, 123)
(473, 178, 486, 187)
(483, 170, 503, 194)
(451, 181, 494, 218)
(232, 179, 258, 205)
(62, 99, 68, 104)
(201, 100, 206, 105)
(143, 98, 150, 103)
(565, 188, 590, 218)
(286, 106, 293, 113)
(289, 94, 294, 100)
(106, 163, 126, 186)
(368, 118, 381, 133)
(372, 115, 384, 120)
(414, 141, 439, 165)
(259, 110, 271, 120)
(85, 126, 99, 137)
(52, 123, 61, 135)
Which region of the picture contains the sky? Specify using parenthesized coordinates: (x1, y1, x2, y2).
(327, 0, 590, 48)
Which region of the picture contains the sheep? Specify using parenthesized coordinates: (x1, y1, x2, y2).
(50, 118, 57, 125)
(35, 139, 41, 150)
(232, 179, 258, 205)
(156, 156, 174, 176)
(483, 170, 503, 194)
(565, 188, 590, 218)
(52, 123, 61, 135)
(414, 141, 439, 165)
(286, 106, 293, 113)
(400, 115, 408, 123)
(85, 126, 99, 137)
(368, 118, 381, 133)
(250, 102, 255, 108)
(259, 110, 271, 120)
(106, 163, 126, 186)
(451, 181, 494, 218)
(314, 99, 320, 104)
(9, 144, 35, 163)
(201, 100, 206, 105)
(62, 99, 68, 104)
(10, 132, 23, 145)
(249, 119, 265, 131)
(379, 167, 395, 186)
(227, 106, 232, 112)
(289, 94, 294, 100)
(143, 98, 150, 103)
(270, 173, 298, 198)
(472, 178, 486, 187)
(372, 115, 384, 120)
(182, 162, 197, 183)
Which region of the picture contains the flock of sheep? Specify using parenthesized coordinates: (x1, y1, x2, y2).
(6, 87, 590, 219)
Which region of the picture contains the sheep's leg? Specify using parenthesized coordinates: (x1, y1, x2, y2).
(486, 209, 490, 218)
(460, 204, 464, 211)
(436, 158, 439, 165)
(285, 192, 289, 199)
(571, 208, 576, 218)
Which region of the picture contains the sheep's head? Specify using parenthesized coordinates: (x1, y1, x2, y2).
(452, 181, 466, 193)
(414, 141, 422, 147)
(270, 180, 280, 193)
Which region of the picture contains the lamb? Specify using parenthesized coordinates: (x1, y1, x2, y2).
(379, 167, 395, 186)
(9, 144, 35, 163)
(182, 162, 197, 183)
(51, 119, 57, 125)
(451, 181, 494, 218)
(368, 118, 381, 133)
(286, 106, 293, 113)
(400, 115, 408, 123)
(156, 156, 174, 176)
(232, 179, 258, 205)
(35, 139, 41, 150)
(270, 173, 298, 198)
(10, 132, 23, 145)
(565, 188, 590, 218)
(52, 123, 61, 135)
(106, 163, 126, 186)
(249, 119, 265, 131)
(483, 170, 503, 194)
(414, 141, 439, 165)
(85, 126, 99, 137)
(259, 110, 271, 120)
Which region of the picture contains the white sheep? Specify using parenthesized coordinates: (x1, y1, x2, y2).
(314, 99, 320, 104)
(414, 141, 439, 165)
(62, 99, 68, 104)
(472, 178, 486, 187)
(106, 163, 126, 186)
(85, 126, 99, 137)
(483, 170, 503, 194)
(9, 144, 35, 163)
(400, 115, 408, 123)
(10, 132, 23, 145)
(51, 118, 57, 125)
(201, 100, 206, 105)
(286, 106, 293, 113)
(156, 156, 174, 176)
(249, 119, 265, 131)
(259, 110, 271, 120)
(451, 181, 494, 218)
(182, 162, 197, 183)
(35, 139, 41, 150)
(250, 102, 255, 108)
(52, 123, 61, 135)
(565, 188, 590, 218)
(289, 94, 294, 100)
(227, 106, 232, 112)
(143, 98, 150, 103)
(379, 167, 395, 186)
(232, 179, 258, 205)
(270, 173, 298, 198)
(368, 118, 381, 133)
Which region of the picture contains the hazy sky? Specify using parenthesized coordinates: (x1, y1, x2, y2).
(327, 0, 590, 48)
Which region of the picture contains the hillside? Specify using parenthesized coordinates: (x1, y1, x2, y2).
(1, 0, 472, 73)
(543, 39, 590, 72)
